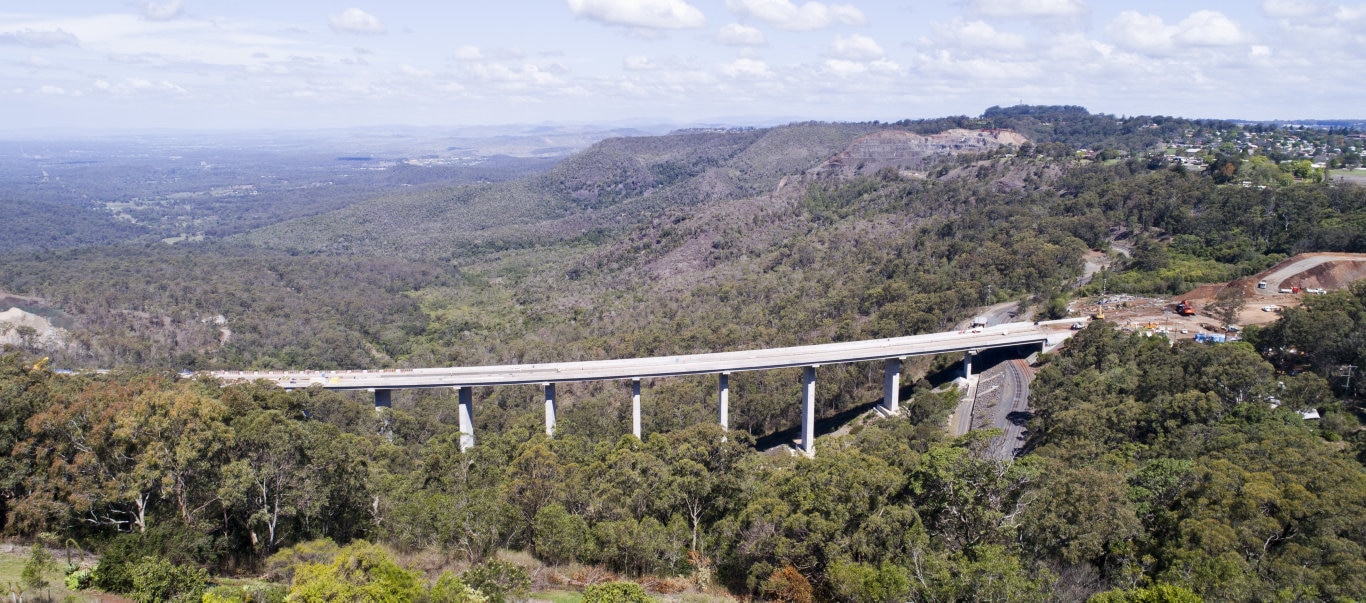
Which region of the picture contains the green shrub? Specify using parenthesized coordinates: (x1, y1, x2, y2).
(64, 568, 92, 591)
(1089, 583, 1203, 602)
(430, 571, 488, 603)
(203, 585, 248, 603)
(263, 538, 339, 582)
(91, 535, 142, 594)
(127, 556, 208, 603)
(287, 541, 423, 603)
(826, 560, 912, 603)
(202, 583, 287, 603)
(582, 581, 651, 603)
(243, 583, 288, 603)
(533, 504, 594, 565)
(21, 542, 55, 591)
(461, 559, 530, 603)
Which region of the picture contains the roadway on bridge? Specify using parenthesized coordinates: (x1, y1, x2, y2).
(212, 321, 1060, 390)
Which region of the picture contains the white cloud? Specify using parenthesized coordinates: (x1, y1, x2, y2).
(92, 77, 187, 96)
(623, 55, 657, 70)
(329, 8, 386, 35)
(823, 58, 866, 76)
(830, 34, 884, 60)
(1108, 9, 1249, 54)
(725, 0, 866, 31)
(1180, 10, 1251, 45)
(1339, 5, 1366, 20)
(717, 22, 765, 45)
(460, 62, 565, 89)
(140, 0, 185, 21)
(821, 58, 898, 78)
(719, 57, 773, 78)
(972, 0, 1086, 18)
(926, 19, 1027, 52)
(40, 85, 65, 95)
(452, 45, 484, 61)
(1261, 0, 1326, 18)
(566, 0, 706, 29)
(1107, 11, 1172, 53)
(1175, 11, 1249, 46)
(399, 64, 432, 77)
(0, 28, 80, 47)
(913, 50, 1042, 81)
(1045, 32, 1113, 62)
(23, 55, 55, 69)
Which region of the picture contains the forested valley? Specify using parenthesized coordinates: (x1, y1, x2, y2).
(1, 106, 1364, 601)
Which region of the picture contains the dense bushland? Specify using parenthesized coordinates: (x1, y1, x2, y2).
(2, 301, 1362, 600)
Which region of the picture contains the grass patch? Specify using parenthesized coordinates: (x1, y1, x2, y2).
(1330, 169, 1366, 182)
(533, 590, 586, 603)
(0, 548, 101, 602)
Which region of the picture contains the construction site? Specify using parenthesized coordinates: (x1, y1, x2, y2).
(1069, 252, 1366, 340)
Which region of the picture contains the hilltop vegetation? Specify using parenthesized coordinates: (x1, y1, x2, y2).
(0, 106, 1364, 600)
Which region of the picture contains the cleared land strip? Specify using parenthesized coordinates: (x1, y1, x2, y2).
(211, 321, 1057, 390)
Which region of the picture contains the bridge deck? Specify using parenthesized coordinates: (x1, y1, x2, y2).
(210, 321, 1055, 390)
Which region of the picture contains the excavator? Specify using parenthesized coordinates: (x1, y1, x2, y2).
(1175, 300, 1197, 316)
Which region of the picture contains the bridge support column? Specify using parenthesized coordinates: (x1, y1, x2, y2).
(882, 358, 902, 414)
(963, 351, 976, 378)
(373, 389, 392, 409)
(718, 372, 730, 431)
(544, 383, 557, 437)
(457, 387, 474, 452)
(801, 365, 817, 457)
(632, 379, 642, 439)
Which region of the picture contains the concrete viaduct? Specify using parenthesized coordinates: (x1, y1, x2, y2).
(210, 321, 1060, 456)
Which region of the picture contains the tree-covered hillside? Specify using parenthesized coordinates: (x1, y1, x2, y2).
(0, 106, 1363, 601)
(3, 107, 1365, 439)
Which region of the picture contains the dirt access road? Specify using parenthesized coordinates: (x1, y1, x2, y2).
(1245, 253, 1366, 297)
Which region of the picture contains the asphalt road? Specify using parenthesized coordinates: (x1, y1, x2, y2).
(985, 359, 1032, 459)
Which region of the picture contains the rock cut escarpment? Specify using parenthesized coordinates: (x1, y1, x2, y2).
(812, 128, 1029, 178)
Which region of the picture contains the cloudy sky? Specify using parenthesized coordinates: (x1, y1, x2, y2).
(1, 0, 1362, 131)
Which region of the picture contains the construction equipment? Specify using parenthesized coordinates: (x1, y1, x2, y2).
(1175, 300, 1196, 316)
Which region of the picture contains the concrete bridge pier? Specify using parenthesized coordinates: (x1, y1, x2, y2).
(373, 388, 392, 409)
(800, 365, 817, 456)
(631, 379, 642, 439)
(963, 351, 977, 378)
(457, 387, 474, 452)
(718, 372, 730, 431)
(882, 357, 903, 414)
(544, 383, 557, 436)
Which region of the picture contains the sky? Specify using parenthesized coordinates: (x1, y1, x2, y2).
(1, 0, 1363, 131)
